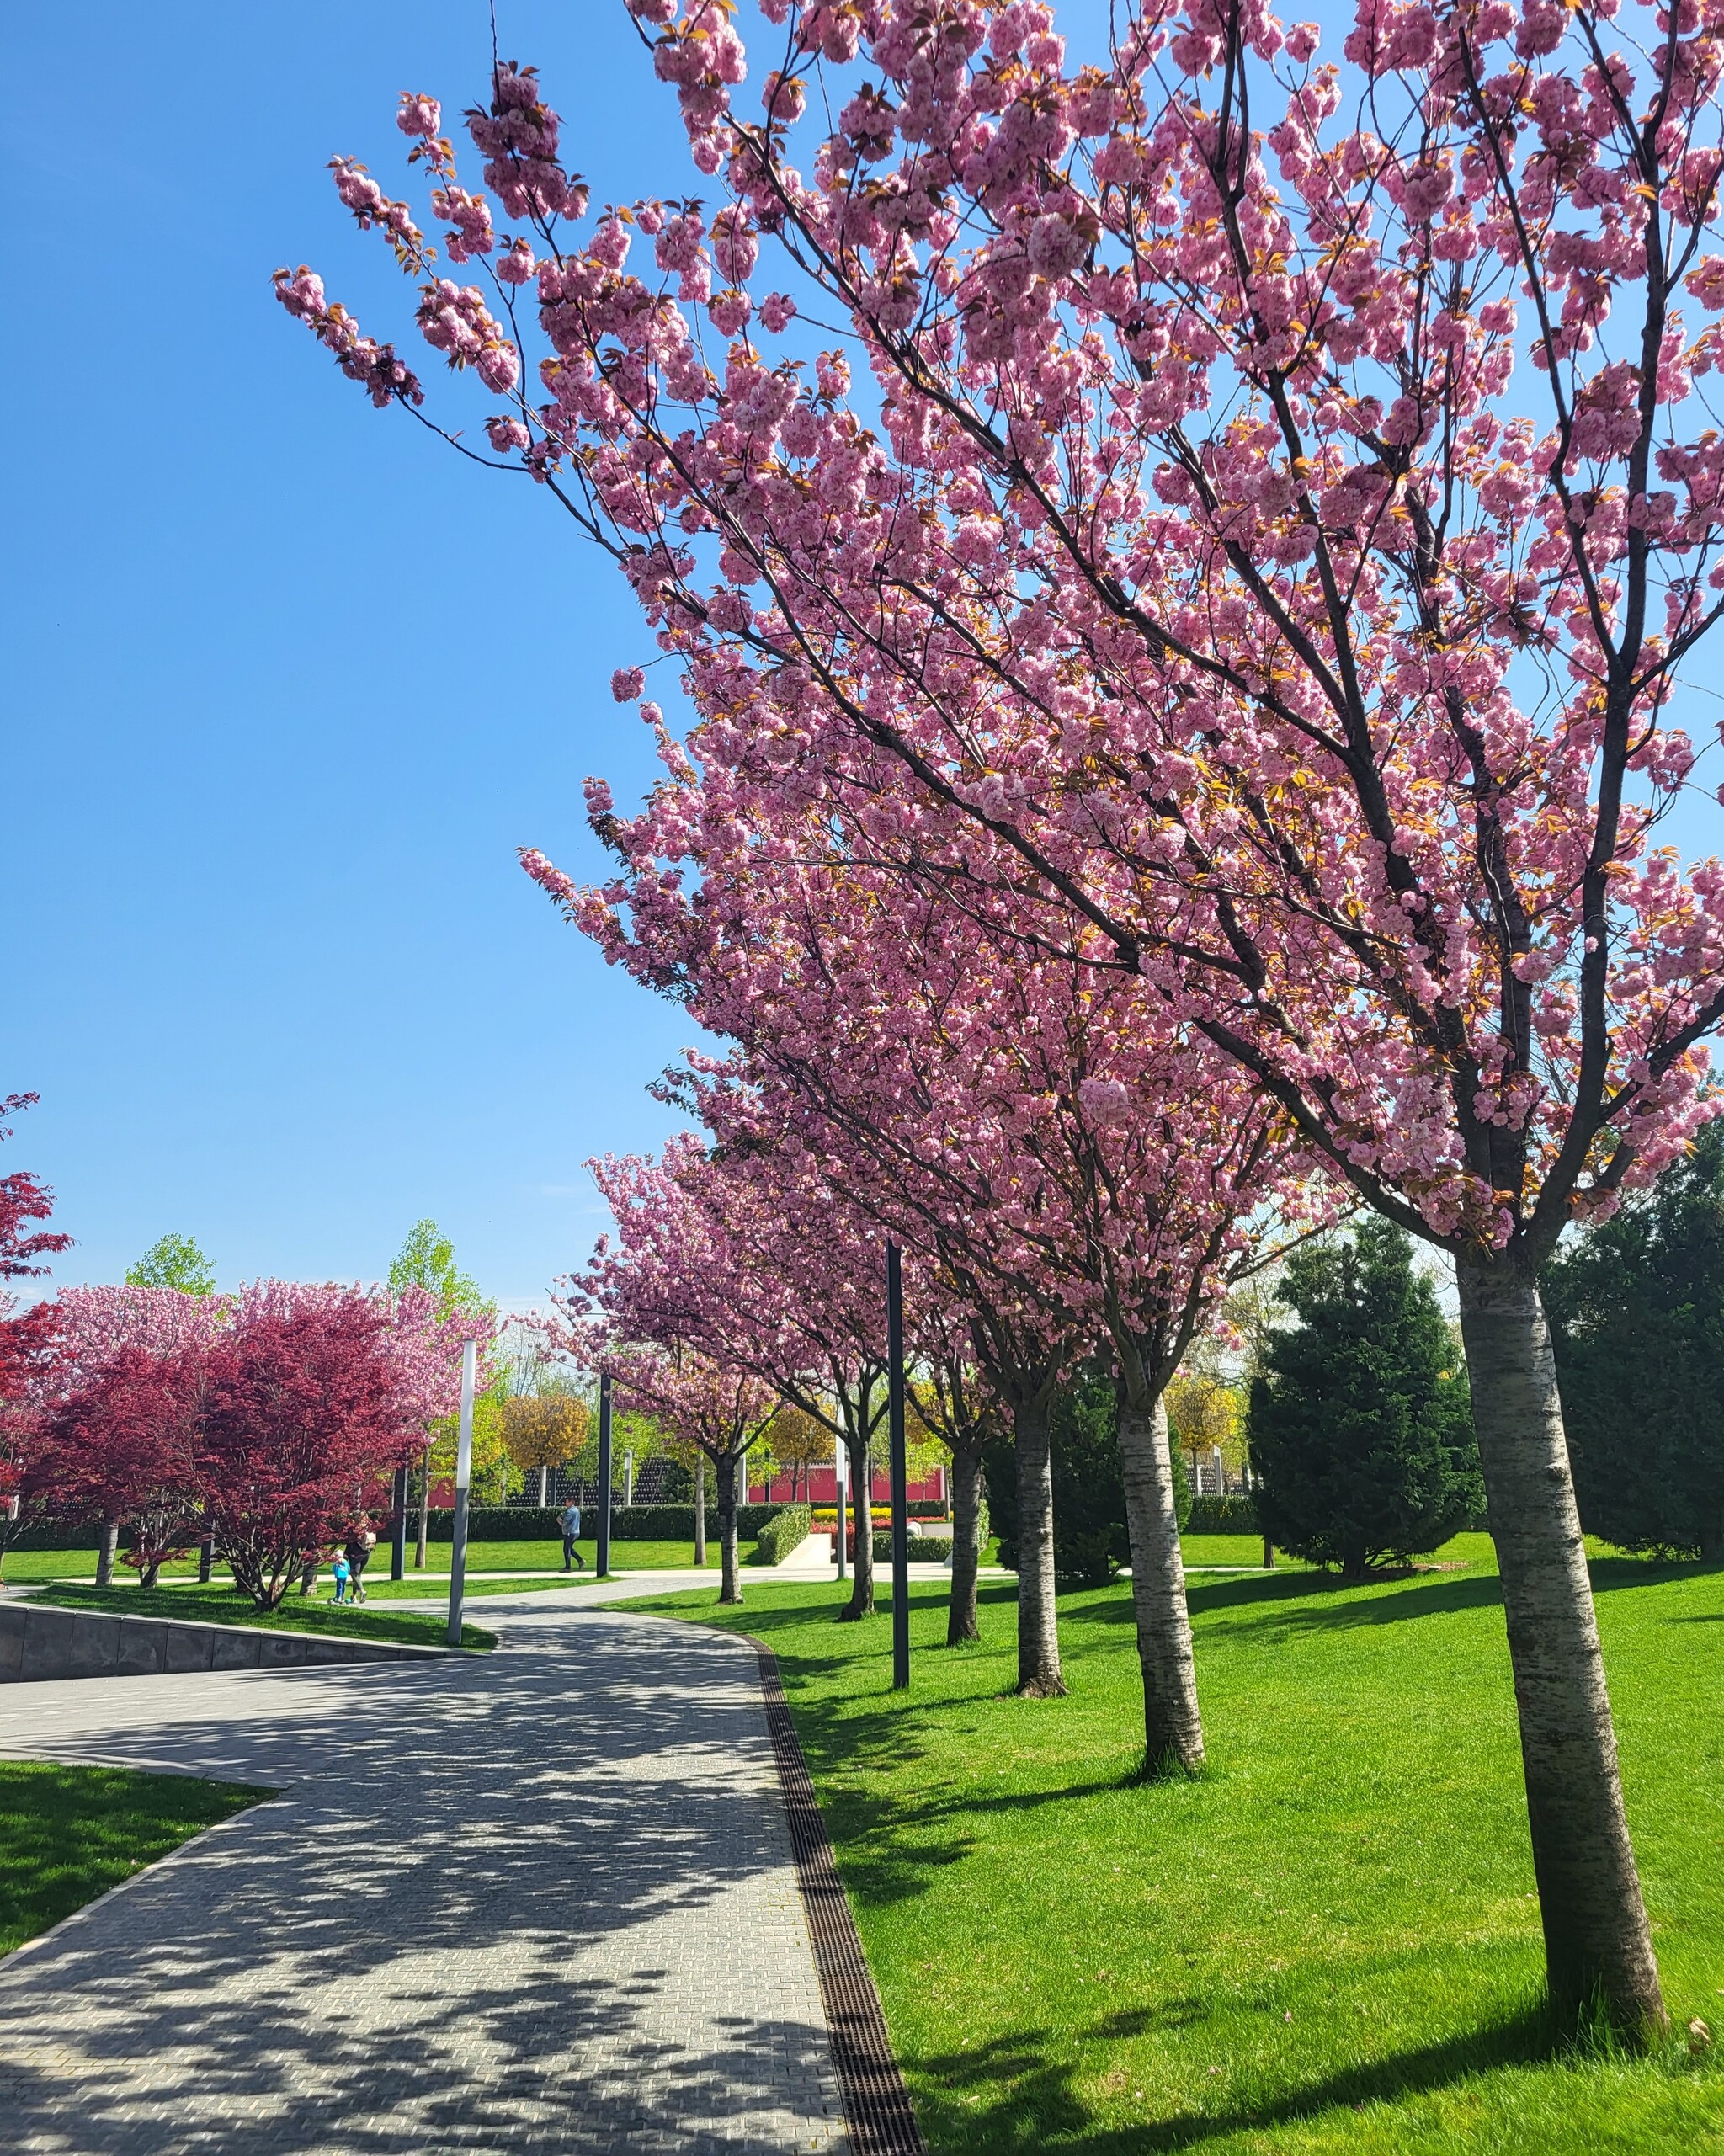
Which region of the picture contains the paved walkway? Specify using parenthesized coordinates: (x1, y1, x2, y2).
(0, 1607, 849, 2153)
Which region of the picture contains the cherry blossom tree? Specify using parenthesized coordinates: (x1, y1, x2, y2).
(275, 0, 1724, 2032)
(618, 854, 1313, 1738)
(903, 1295, 1001, 1646)
(0, 1095, 71, 1583)
(43, 1280, 484, 1590)
(580, 1139, 897, 1616)
(593, 1336, 775, 1600)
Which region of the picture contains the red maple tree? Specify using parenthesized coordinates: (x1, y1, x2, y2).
(195, 1296, 419, 1608)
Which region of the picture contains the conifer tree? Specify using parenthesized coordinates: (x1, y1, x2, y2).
(1544, 1124, 1724, 1562)
(1249, 1222, 1482, 1578)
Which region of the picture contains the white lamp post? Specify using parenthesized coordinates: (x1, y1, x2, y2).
(834, 1435, 847, 1580)
(447, 1338, 477, 1648)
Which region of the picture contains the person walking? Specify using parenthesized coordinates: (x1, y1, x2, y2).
(561, 1498, 585, 1573)
(345, 1525, 377, 1605)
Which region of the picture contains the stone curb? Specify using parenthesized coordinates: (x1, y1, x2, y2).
(0, 1600, 455, 1683)
(742, 1631, 926, 2156)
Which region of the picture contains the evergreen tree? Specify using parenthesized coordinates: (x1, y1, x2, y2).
(1543, 1121, 1724, 1562)
(1248, 1218, 1482, 1578)
(125, 1233, 215, 1296)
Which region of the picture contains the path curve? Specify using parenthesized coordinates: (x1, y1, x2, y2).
(0, 1605, 850, 2154)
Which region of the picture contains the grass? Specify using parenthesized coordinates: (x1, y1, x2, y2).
(31, 1582, 498, 1652)
(629, 1533, 1724, 2153)
(0, 1760, 267, 1956)
(0, 1535, 710, 1588)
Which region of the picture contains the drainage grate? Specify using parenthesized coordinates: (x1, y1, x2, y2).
(747, 1637, 927, 2156)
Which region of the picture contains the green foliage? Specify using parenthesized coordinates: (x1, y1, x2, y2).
(870, 1532, 955, 1564)
(1248, 1217, 1483, 1577)
(1544, 1122, 1724, 1561)
(124, 1233, 215, 1296)
(985, 1365, 1190, 1585)
(0, 1763, 264, 1956)
(755, 1504, 813, 1564)
(1184, 1492, 1261, 1536)
(635, 1550, 1724, 2154)
(386, 1218, 489, 1323)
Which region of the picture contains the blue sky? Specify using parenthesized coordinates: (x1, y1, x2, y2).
(4, 4, 723, 1307)
(8, 0, 1722, 1310)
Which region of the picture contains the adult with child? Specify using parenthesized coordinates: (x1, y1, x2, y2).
(344, 1524, 377, 1604)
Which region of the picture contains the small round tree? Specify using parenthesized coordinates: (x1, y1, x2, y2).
(1249, 1221, 1482, 1579)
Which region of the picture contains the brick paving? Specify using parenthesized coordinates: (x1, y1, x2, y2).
(0, 1609, 849, 2153)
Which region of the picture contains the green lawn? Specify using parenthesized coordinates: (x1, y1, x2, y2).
(0, 1760, 267, 1956)
(33, 1583, 497, 1652)
(0, 1549, 205, 1584)
(630, 1536, 1724, 2153)
(0, 1536, 708, 1589)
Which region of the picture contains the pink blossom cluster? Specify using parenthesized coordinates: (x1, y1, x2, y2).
(287, 0, 1724, 1277)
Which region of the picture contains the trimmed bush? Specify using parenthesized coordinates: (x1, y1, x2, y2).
(755, 1505, 812, 1565)
(1184, 1493, 1260, 1536)
(871, 1533, 955, 1563)
(4, 1521, 109, 1553)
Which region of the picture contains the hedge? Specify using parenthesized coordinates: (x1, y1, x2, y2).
(870, 1533, 955, 1564)
(3, 1521, 109, 1552)
(754, 1505, 812, 1565)
(422, 1503, 795, 1542)
(1184, 1493, 1260, 1535)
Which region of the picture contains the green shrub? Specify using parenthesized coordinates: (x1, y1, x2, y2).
(870, 1533, 955, 1564)
(755, 1505, 812, 1564)
(1184, 1493, 1260, 1535)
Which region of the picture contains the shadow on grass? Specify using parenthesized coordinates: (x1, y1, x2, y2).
(913, 2000, 1557, 2153)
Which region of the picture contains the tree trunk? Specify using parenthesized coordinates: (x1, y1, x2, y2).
(140, 1557, 161, 1589)
(716, 1451, 742, 1605)
(1700, 1513, 1724, 1566)
(415, 1445, 430, 1569)
(1262, 1537, 1275, 1571)
(694, 1457, 708, 1566)
(198, 1536, 214, 1584)
(1455, 1258, 1666, 2040)
(537, 1463, 549, 1507)
(1014, 1392, 1065, 1696)
(946, 1440, 986, 1645)
(840, 1435, 875, 1619)
(94, 1519, 120, 1589)
(1117, 1390, 1204, 1774)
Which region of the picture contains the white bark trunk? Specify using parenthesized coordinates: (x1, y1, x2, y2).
(694, 1457, 708, 1567)
(717, 1453, 742, 1605)
(1117, 1392, 1205, 1774)
(1455, 1258, 1665, 2036)
(94, 1519, 120, 1589)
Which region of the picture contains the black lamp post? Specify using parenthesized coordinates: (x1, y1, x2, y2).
(390, 1464, 408, 1582)
(887, 1240, 910, 1690)
(597, 1371, 614, 1578)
